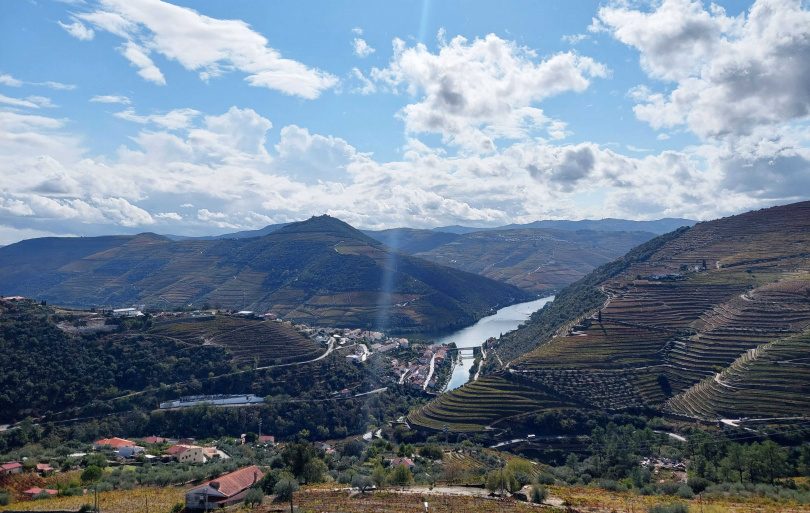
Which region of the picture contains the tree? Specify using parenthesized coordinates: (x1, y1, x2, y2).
(81, 465, 103, 483)
(273, 477, 299, 513)
(720, 443, 748, 483)
(351, 474, 374, 494)
(486, 469, 517, 494)
(372, 464, 388, 489)
(343, 438, 365, 458)
(390, 464, 413, 486)
(302, 457, 328, 484)
(759, 440, 788, 483)
(419, 444, 443, 461)
(244, 488, 264, 508)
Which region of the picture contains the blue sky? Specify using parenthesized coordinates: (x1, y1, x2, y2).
(1, 0, 809, 243)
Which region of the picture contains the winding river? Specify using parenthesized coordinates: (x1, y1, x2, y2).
(433, 296, 554, 392)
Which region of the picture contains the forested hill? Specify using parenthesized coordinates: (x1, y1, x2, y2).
(0, 215, 530, 333)
(411, 201, 810, 431)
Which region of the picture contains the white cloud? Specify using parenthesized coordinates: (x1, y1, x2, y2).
(75, 0, 337, 98)
(352, 38, 375, 58)
(626, 145, 651, 153)
(155, 211, 181, 220)
(90, 94, 131, 104)
(352, 27, 363, 35)
(350, 68, 376, 95)
(598, 0, 810, 139)
(119, 41, 166, 85)
(0, 74, 24, 87)
(180, 203, 194, 208)
(371, 34, 609, 153)
(114, 107, 201, 130)
(58, 18, 95, 40)
(0, 94, 40, 109)
(0, 73, 75, 90)
(657, 133, 671, 140)
(562, 34, 589, 45)
(26, 96, 57, 108)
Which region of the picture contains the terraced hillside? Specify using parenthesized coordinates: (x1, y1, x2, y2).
(0, 216, 530, 332)
(410, 201, 810, 431)
(148, 316, 325, 366)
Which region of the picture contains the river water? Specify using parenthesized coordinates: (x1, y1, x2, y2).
(432, 296, 554, 392)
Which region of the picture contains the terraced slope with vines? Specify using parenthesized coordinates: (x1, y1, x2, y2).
(410, 201, 810, 431)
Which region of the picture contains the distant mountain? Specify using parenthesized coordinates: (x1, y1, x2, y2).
(362, 228, 461, 254)
(433, 217, 696, 235)
(413, 228, 657, 293)
(412, 201, 810, 431)
(164, 223, 290, 241)
(0, 215, 530, 333)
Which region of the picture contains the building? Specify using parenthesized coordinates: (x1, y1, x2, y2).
(93, 437, 136, 451)
(117, 446, 145, 458)
(257, 435, 275, 444)
(36, 463, 55, 475)
(168, 444, 205, 464)
(185, 465, 263, 510)
(141, 436, 168, 445)
(390, 457, 415, 469)
(23, 488, 57, 497)
(112, 307, 143, 317)
(1, 462, 22, 474)
(202, 447, 219, 460)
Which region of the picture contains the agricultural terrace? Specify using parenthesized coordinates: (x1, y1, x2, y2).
(666, 329, 810, 420)
(409, 376, 575, 432)
(147, 315, 325, 366)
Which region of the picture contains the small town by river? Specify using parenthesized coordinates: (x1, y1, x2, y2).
(433, 296, 554, 392)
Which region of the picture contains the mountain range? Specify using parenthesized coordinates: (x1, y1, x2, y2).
(0, 216, 530, 333)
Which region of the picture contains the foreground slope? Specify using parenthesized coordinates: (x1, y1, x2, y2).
(0, 216, 530, 332)
(411, 201, 810, 430)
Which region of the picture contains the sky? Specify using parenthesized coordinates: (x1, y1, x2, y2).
(1, 0, 809, 244)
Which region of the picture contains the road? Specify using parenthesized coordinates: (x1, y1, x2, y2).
(423, 355, 436, 391)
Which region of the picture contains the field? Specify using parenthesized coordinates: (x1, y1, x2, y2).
(0, 487, 184, 512)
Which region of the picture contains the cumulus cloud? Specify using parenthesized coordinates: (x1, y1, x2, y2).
(371, 33, 609, 152)
(155, 211, 181, 220)
(352, 38, 375, 58)
(73, 0, 337, 98)
(597, 0, 810, 139)
(59, 18, 95, 40)
(90, 94, 131, 104)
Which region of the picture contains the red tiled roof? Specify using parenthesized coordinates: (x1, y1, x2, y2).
(258, 435, 275, 442)
(192, 465, 263, 498)
(142, 436, 167, 444)
(167, 444, 199, 456)
(1, 462, 21, 470)
(391, 457, 414, 467)
(94, 437, 135, 448)
(23, 488, 57, 496)
(36, 463, 54, 471)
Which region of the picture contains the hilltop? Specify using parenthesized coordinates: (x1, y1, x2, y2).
(0, 216, 530, 333)
(411, 201, 810, 431)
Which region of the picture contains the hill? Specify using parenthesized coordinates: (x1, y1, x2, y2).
(434, 217, 696, 235)
(410, 201, 810, 431)
(412, 228, 656, 293)
(0, 216, 530, 333)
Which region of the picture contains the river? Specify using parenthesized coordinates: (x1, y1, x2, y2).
(432, 296, 554, 392)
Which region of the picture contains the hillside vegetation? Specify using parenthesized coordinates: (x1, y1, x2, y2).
(411, 201, 810, 431)
(0, 216, 530, 332)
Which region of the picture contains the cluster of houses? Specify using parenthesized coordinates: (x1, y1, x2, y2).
(394, 345, 449, 390)
(91, 437, 225, 464)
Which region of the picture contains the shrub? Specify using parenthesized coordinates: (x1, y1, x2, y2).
(0, 490, 9, 506)
(32, 490, 53, 501)
(676, 484, 694, 499)
(244, 488, 264, 508)
(536, 473, 555, 485)
(531, 485, 547, 504)
(659, 481, 681, 496)
(649, 503, 688, 513)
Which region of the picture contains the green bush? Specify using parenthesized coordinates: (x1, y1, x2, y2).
(81, 465, 103, 483)
(0, 490, 10, 506)
(531, 485, 547, 504)
(536, 473, 555, 485)
(649, 503, 688, 513)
